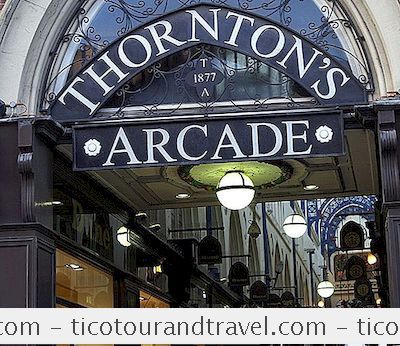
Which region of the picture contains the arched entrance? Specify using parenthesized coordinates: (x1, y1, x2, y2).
(0, 0, 399, 310)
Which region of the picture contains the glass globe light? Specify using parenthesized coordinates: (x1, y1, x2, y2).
(283, 214, 307, 238)
(317, 300, 325, 308)
(216, 171, 255, 210)
(117, 226, 131, 247)
(367, 252, 378, 265)
(317, 281, 335, 298)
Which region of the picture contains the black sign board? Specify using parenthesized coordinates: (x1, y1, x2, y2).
(250, 280, 269, 302)
(267, 293, 282, 307)
(198, 235, 222, 265)
(354, 278, 373, 300)
(228, 262, 250, 287)
(49, 4, 367, 122)
(73, 111, 344, 171)
(346, 255, 367, 281)
(281, 291, 296, 307)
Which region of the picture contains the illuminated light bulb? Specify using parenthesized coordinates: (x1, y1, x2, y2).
(216, 171, 255, 210)
(317, 281, 335, 298)
(283, 214, 307, 238)
(367, 253, 378, 265)
(117, 226, 131, 247)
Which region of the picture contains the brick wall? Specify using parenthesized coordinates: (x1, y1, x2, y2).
(0, 0, 6, 11)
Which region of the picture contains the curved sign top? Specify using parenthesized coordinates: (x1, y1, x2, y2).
(50, 4, 368, 122)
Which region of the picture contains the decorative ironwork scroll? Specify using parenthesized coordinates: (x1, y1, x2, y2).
(43, 0, 372, 113)
(48, 4, 368, 122)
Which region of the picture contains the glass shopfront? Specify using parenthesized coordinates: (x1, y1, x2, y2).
(140, 291, 170, 308)
(56, 249, 114, 308)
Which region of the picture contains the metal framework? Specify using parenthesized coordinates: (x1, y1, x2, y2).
(43, 0, 373, 112)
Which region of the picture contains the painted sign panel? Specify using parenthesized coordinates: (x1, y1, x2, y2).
(73, 111, 344, 170)
(198, 235, 222, 265)
(267, 293, 282, 307)
(228, 262, 250, 286)
(334, 253, 379, 282)
(50, 4, 367, 122)
(354, 278, 374, 302)
(281, 291, 295, 307)
(250, 280, 269, 302)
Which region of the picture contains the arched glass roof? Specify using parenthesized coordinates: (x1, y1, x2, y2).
(44, 0, 371, 110)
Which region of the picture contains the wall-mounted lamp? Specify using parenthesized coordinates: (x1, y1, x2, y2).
(153, 265, 162, 274)
(134, 212, 148, 225)
(117, 226, 132, 247)
(283, 214, 307, 238)
(367, 252, 378, 265)
(148, 223, 161, 232)
(216, 171, 255, 210)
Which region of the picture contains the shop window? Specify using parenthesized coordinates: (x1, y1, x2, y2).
(54, 188, 117, 262)
(140, 291, 170, 308)
(56, 249, 114, 308)
(53, 156, 129, 269)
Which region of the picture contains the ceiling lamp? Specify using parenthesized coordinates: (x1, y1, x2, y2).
(216, 171, 255, 210)
(283, 214, 307, 238)
(367, 252, 378, 265)
(303, 184, 319, 191)
(176, 193, 190, 199)
(65, 263, 84, 271)
(117, 226, 131, 247)
(317, 281, 335, 298)
(317, 300, 325, 308)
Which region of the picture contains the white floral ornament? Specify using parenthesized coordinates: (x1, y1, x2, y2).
(84, 139, 102, 156)
(315, 126, 334, 143)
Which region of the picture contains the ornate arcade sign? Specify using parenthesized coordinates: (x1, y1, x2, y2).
(228, 262, 250, 287)
(267, 293, 282, 307)
(50, 4, 368, 122)
(198, 235, 222, 265)
(354, 278, 374, 302)
(250, 280, 269, 302)
(280, 291, 296, 307)
(73, 111, 344, 170)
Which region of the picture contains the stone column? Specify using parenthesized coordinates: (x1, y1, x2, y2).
(0, 120, 58, 307)
(0, 224, 56, 307)
(377, 106, 400, 307)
